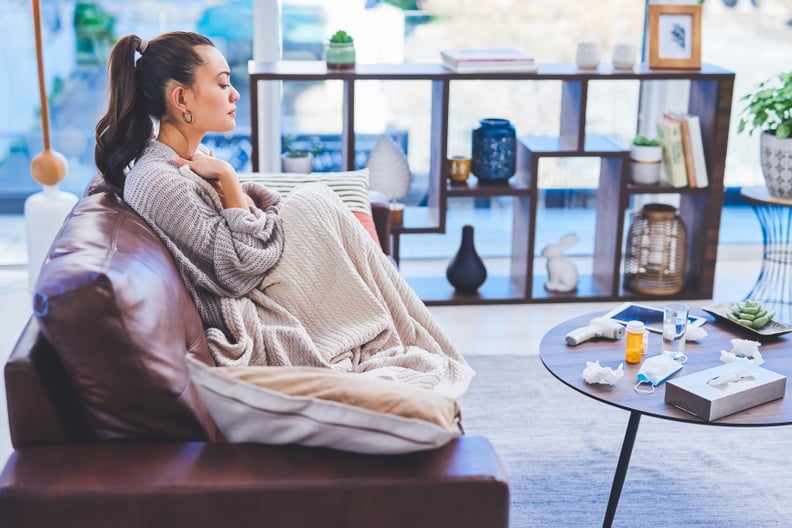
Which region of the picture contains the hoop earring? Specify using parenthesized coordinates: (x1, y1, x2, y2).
(182, 110, 194, 124)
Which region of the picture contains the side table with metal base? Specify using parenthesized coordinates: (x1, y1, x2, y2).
(740, 186, 792, 324)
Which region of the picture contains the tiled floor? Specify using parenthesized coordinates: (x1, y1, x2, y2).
(0, 212, 766, 466)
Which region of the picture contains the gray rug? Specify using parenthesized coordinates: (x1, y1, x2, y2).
(459, 355, 792, 528)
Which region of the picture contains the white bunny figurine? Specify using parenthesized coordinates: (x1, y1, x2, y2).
(542, 233, 580, 293)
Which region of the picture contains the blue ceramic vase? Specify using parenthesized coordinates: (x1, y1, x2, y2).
(471, 118, 516, 183)
(446, 225, 487, 293)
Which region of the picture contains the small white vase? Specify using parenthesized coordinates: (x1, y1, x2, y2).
(281, 153, 313, 174)
(629, 145, 663, 185)
(575, 41, 601, 69)
(760, 131, 792, 198)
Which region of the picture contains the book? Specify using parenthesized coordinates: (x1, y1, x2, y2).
(682, 114, 709, 187)
(440, 48, 536, 73)
(441, 59, 537, 73)
(665, 112, 708, 188)
(664, 112, 697, 187)
(656, 117, 688, 188)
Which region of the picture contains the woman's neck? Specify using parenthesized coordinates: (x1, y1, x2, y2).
(157, 122, 202, 160)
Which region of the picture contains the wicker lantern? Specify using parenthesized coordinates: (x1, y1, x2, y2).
(624, 203, 687, 295)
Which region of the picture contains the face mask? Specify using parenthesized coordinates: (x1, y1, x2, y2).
(634, 354, 684, 394)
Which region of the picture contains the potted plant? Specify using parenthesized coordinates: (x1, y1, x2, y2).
(326, 30, 355, 70)
(737, 71, 792, 197)
(629, 135, 663, 185)
(281, 136, 324, 174)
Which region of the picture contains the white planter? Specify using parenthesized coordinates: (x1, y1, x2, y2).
(629, 144, 663, 185)
(760, 131, 792, 198)
(281, 153, 313, 174)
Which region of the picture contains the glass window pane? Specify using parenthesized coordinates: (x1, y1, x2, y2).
(0, 0, 255, 213)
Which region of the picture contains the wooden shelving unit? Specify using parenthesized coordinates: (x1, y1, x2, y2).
(249, 61, 735, 306)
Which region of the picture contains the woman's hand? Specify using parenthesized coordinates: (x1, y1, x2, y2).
(173, 152, 253, 210)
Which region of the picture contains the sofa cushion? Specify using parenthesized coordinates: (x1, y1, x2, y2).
(32, 191, 217, 441)
(186, 356, 462, 454)
(238, 169, 382, 249)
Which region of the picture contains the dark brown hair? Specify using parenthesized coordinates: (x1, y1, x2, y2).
(94, 32, 214, 192)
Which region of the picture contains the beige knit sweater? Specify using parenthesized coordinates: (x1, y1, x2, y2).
(123, 140, 284, 336)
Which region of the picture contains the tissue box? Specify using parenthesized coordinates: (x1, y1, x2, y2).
(665, 363, 786, 421)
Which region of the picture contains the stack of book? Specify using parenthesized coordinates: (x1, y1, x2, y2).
(440, 48, 536, 73)
(656, 112, 708, 188)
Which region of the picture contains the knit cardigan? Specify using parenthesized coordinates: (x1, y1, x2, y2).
(123, 140, 284, 336)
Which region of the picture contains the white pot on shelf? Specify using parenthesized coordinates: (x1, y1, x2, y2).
(281, 152, 313, 174)
(760, 131, 792, 198)
(629, 144, 663, 185)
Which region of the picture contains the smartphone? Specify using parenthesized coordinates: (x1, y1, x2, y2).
(602, 302, 707, 333)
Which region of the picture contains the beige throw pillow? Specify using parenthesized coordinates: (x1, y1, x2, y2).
(186, 356, 462, 454)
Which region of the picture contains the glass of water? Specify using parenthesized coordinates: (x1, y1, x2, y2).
(662, 304, 689, 363)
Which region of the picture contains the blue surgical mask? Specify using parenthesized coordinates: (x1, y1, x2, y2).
(634, 354, 684, 393)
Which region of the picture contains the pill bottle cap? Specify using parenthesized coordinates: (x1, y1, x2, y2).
(626, 320, 645, 333)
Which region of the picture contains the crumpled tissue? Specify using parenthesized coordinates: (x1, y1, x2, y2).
(582, 360, 624, 385)
(720, 338, 764, 366)
(685, 325, 708, 342)
(707, 368, 757, 387)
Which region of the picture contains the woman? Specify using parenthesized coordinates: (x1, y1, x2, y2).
(94, 31, 473, 398)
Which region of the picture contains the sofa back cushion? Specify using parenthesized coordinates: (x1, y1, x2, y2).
(32, 191, 217, 441)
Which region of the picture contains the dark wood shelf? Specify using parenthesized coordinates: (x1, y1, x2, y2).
(249, 61, 735, 305)
(625, 182, 715, 195)
(446, 176, 532, 197)
(249, 61, 735, 82)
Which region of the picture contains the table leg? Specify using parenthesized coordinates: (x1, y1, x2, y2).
(603, 410, 641, 528)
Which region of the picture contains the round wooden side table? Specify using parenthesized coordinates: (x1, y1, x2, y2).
(740, 185, 792, 324)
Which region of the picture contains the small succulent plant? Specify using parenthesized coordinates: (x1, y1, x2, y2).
(329, 30, 354, 44)
(632, 135, 662, 147)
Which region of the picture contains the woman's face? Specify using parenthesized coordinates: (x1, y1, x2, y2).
(187, 45, 240, 133)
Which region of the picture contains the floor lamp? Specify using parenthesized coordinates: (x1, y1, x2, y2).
(26, 0, 79, 292)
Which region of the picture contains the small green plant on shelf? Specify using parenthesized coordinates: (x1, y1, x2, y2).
(282, 135, 325, 158)
(329, 30, 354, 44)
(632, 135, 662, 147)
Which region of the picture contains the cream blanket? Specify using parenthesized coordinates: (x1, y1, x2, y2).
(184, 174, 474, 399)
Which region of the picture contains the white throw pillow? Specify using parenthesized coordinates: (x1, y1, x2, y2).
(186, 356, 462, 454)
(239, 169, 372, 216)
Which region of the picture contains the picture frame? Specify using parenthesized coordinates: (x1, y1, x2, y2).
(648, 3, 702, 70)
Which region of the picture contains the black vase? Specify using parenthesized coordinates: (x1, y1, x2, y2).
(446, 225, 487, 293)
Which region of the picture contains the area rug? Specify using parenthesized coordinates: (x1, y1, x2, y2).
(459, 354, 792, 528)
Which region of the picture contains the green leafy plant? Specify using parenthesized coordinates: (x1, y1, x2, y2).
(737, 71, 792, 139)
(329, 30, 354, 44)
(632, 135, 662, 147)
(282, 135, 325, 158)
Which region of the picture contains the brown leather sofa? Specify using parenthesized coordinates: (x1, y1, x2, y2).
(0, 187, 509, 528)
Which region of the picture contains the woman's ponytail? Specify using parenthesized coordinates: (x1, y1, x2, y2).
(94, 34, 152, 192)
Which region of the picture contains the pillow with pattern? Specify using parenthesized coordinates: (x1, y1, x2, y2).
(238, 169, 380, 247)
